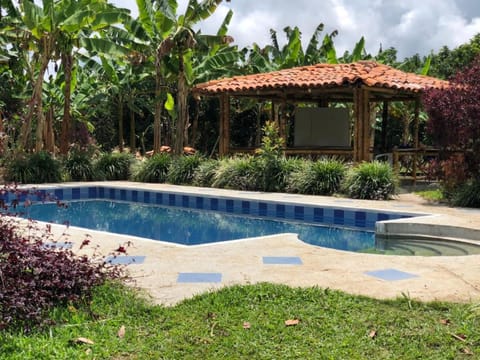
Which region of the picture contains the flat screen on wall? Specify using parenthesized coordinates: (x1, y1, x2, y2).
(294, 107, 351, 147)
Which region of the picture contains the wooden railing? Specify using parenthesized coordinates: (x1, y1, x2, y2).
(229, 147, 354, 159)
(392, 147, 439, 183)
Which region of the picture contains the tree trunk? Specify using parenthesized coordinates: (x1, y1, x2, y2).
(20, 53, 50, 151)
(60, 52, 73, 154)
(44, 106, 55, 153)
(129, 107, 135, 151)
(0, 110, 4, 155)
(34, 105, 46, 152)
(191, 98, 199, 147)
(118, 96, 124, 152)
(175, 55, 188, 155)
(153, 50, 163, 152)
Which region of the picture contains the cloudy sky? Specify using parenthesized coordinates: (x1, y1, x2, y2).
(112, 0, 480, 59)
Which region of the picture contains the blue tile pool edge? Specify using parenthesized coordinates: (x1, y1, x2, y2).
(5, 185, 428, 233)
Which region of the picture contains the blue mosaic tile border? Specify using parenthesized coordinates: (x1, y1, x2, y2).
(1, 186, 418, 230)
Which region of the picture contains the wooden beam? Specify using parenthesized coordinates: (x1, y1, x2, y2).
(412, 97, 421, 185)
(279, 99, 287, 147)
(381, 101, 389, 152)
(353, 87, 371, 162)
(219, 94, 230, 156)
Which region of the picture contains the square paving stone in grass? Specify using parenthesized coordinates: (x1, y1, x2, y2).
(365, 268, 419, 281)
(104, 255, 146, 265)
(263, 256, 303, 265)
(177, 273, 222, 283)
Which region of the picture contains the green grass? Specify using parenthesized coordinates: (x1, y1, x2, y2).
(1, 282, 478, 359)
(415, 189, 444, 202)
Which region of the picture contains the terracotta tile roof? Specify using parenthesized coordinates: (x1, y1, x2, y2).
(193, 61, 449, 95)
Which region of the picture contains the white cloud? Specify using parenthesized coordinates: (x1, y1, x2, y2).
(109, 0, 480, 59)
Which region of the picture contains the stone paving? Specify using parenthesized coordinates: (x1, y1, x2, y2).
(42, 183, 480, 305)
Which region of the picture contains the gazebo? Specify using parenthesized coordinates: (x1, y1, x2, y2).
(192, 61, 449, 163)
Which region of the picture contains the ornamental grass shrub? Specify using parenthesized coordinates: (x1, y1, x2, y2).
(167, 154, 203, 185)
(4, 151, 62, 184)
(452, 179, 480, 208)
(287, 158, 346, 195)
(133, 153, 172, 183)
(192, 159, 220, 188)
(342, 161, 397, 200)
(62, 148, 96, 181)
(212, 156, 258, 190)
(94, 152, 134, 180)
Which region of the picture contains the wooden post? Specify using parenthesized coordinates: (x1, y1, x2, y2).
(353, 87, 371, 162)
(381, 101, 389, 152)
(412, 98, 421, 185)
(279, 99, 287, 149)
(219, 94, 230, 156)
(272, 102, 278, 128)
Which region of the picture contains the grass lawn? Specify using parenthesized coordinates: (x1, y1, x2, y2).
(415, 189, 444, 202)
(1, 282, 478, 359)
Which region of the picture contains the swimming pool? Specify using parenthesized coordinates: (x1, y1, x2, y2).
(21, 200, 375, 251)
(3, 185, 418, 252)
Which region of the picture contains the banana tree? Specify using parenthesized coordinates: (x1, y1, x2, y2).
(162, 0, 239, 155)
(98, 54, 152, 151)
(131, 0, 178, 152)
(8, 0, 130, 153)
(54, 0, 131, 153)
(133, 0, 236, 155)
(243, 23, 342, 74)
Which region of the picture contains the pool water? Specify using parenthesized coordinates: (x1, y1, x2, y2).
(21, 200, 375, 251)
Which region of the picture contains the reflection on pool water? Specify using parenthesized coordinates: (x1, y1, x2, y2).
(21, 200, 375, 252)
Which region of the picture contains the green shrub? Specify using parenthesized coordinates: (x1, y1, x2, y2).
(134, 153, 172, 183)
(192, 159, 219, 187)
(452, 180, 480, 208)
(63, 149, 96, 181)
(5, 152, 62, 184)
(4, 154, 31, 184)
(275, 157, 305, 192)
(168, 154, 203, 185)
(255, 156, 285, 192)
(342, 161, 397, 200)
(212, 156, 258, 190)
(287, 158, 346, 195)
(94, 152, 134, 180)
(255, 121, 285, 192)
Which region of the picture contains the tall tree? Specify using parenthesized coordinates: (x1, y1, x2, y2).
(133, 0, 235, 155)
(132, 0, 177, 152)
(52, 0, 131, 153)
(5, 0, 130, 153)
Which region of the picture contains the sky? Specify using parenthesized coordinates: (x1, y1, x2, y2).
(111, 0, 480, 60)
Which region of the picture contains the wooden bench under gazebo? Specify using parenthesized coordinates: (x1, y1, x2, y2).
(192, 61, 449, 176)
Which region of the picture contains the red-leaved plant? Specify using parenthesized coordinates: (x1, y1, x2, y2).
(0, 185, 122, 331)
(423, 56, 480, 190)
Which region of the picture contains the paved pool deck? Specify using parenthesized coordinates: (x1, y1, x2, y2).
(40, 182, 480, 305)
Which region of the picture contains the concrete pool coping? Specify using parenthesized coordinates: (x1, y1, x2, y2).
(19, 182, 480, 304)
